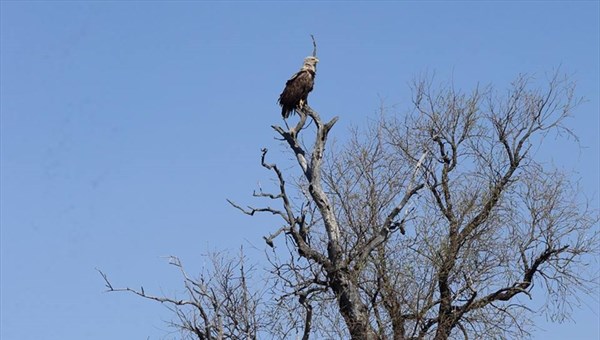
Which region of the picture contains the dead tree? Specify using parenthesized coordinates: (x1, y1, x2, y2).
(98, 250, 261, 340)
(232, 71, 598, 339)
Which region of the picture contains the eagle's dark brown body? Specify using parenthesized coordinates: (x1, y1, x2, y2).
(278, 56, 319, 119)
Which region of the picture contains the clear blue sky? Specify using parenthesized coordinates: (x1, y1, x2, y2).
(1, 1, 598, 339)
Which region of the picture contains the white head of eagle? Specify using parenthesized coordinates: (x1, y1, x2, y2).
(278, 56, 319, 119)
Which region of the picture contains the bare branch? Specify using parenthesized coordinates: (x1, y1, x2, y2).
(226, 198, 287, 219)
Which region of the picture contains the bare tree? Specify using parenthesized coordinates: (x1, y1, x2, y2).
(99, 250, 261, 339)
(232, 70, 597, 339)
(101, 71, 598, 340)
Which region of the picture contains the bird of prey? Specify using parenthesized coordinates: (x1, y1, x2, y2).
(278, 56, 319, 118)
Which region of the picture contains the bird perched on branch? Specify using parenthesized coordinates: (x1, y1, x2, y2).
(278, 56, 319, 119)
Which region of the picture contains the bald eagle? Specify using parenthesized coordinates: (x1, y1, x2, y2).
(278, 56, 319, 119)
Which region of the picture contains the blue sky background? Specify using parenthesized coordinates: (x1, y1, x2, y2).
(1, 1, 598, 339)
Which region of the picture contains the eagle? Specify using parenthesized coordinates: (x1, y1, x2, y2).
(278, 56, 319, 119)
